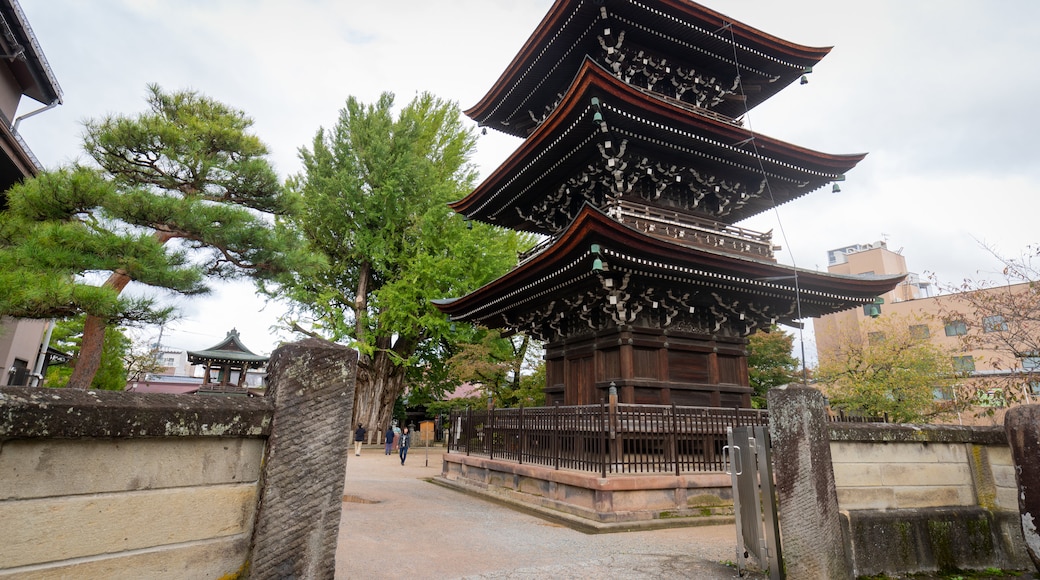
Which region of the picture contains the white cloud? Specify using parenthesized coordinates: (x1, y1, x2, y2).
(15, 0, 1040, 354)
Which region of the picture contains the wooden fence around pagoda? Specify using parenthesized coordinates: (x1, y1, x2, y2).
(447, 403, 768, 477)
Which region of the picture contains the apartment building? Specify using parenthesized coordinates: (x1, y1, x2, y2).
(814, 241, 1038, 420)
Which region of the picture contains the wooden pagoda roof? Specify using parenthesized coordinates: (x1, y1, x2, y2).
(187, 329, 269, 366)
(451, 59, 864, 232)
(434, 205, 904, 331)
(467, 0, 830, 137)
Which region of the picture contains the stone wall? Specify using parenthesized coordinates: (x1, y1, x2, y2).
(830, 423, 1028, 576)
(768, 385, 1031, 578)
(830, 424, 1016, 512)
(0, 387, 272, 578)
(0, 338, 358, 579)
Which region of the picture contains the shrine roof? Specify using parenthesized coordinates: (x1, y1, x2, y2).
(434, 205, 903, 327)
(467, 0, 830, 137)
(451, 60, 864, 231)
(187, 329, 269, 365)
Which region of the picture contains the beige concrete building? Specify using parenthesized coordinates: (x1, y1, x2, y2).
(814, 241, 1038, 419)
(0, 0, 64, 386)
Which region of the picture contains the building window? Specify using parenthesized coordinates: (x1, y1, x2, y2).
(932, 386, 954, 401)
(982, 315, 1008, 333)
(909, 324, 930, 340)
(1020, 353, 1040, 371)
(1030, 381, 1040, 397)
(952, 355, 976, 373)
(944, 320, 967, 336)
(868, 332, 886, 345)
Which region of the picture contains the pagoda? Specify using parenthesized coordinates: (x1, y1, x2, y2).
(435, 0, 903, 408)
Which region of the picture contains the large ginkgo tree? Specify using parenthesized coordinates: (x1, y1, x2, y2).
(277, 92, 532, 438)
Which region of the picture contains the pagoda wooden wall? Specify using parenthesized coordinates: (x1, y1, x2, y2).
(544, 327, 751, 408)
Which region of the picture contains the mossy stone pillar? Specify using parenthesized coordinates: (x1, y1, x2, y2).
(768, 384, 850, 580)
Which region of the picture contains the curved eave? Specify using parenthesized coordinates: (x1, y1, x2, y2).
(452, 59, 864, 228)
(435, 205, 903, 321)
(466, 0, 830, 135)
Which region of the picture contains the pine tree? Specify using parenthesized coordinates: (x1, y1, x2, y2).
(0, 85, 309, 388)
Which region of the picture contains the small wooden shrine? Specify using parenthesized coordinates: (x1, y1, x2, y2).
(435, 0, 903, 407)
(187, 329, 268, 394)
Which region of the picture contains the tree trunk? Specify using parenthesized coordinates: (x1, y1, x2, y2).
(67, 270, 134, 390)
(352, 347, 407, 444)
(66, 315, 108, 389)
(67, 232, 173, 389)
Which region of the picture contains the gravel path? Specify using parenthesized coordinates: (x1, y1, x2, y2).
(335, 446, 764, 579)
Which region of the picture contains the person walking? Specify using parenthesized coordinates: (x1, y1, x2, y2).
(399, 427, 411, 465)
(384, 425, 395, 455)
(353, 424, 366, 456)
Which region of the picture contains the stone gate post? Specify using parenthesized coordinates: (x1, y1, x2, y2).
(768, 384, 850, 580)
(248, 339, 358, 579)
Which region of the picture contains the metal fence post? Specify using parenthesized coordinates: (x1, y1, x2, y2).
(600, 401, 608, 477)
(488, 403, 495, 461)
(518, 405, 525, 464)
(553, 402, 560, 470)
(671, 403, 680, 477)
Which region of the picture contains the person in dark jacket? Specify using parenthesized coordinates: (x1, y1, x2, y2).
(384, 425, 395, 455)
(354, 424, 366, 456)
(399, 427, 411, 465)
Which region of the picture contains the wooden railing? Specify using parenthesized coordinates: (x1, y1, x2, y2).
(447, 403, 768, 477)
(616, 201, 775, 259)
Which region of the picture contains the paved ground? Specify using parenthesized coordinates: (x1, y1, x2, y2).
(335, 445, 764, 580)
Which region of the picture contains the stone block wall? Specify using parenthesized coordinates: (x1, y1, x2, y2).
(0, 338, 358, 579)
(0, 388, 272, 578)
(829, 424, 1017, 512)
(768, 385, 1031, 578)
(829, 423, 1029, 576)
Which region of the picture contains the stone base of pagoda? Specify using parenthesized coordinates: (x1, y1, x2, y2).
(434, 453, 734, 532)
(544, 326, 752, 407)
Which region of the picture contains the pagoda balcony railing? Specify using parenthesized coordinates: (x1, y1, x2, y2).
(516, 234, 555, 266)
(447, 403, 768, 477)
(633, 84, 743, 128)
(514, 202, 775, 266)
(615, 201, 775, 260)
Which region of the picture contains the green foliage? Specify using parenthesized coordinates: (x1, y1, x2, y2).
(816, 313, 960, 423)
(0, 85, 311, 387)
(444, 329, 545, 409)
(0, 84, 308, 323)
(0, 167, 201, 323)
(281, 91, 530, 347)
(514, 362, 547, 407)
(276, 91, 533, 427)
(45, 316, 129, 390)
(747, 326, 799, 407)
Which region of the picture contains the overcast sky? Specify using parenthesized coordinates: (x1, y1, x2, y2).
(16, 1, 1039, 358)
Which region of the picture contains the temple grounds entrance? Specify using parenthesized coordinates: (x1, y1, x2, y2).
(335, 450, 759, 579)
